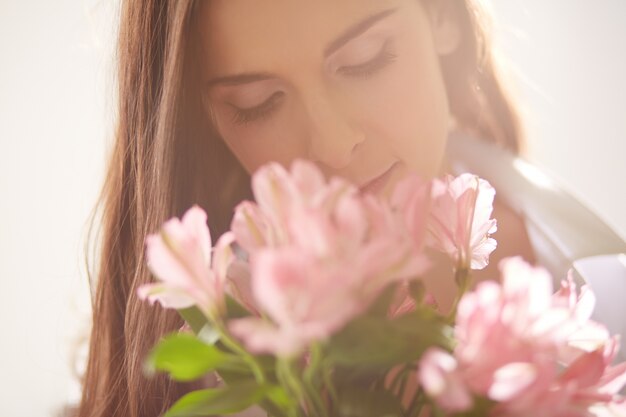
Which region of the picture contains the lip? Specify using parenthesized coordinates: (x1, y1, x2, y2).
(358, 162, 399, 195)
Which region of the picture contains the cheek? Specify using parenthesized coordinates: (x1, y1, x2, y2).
(211, 104, 306, 174)
(357, 47, 450, 178)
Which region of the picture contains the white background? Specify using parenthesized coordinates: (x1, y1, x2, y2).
(1, 1, 624, 415)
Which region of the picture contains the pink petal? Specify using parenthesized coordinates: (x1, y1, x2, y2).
(419, 348, 473, 412)
(212, 232, 236, 282)
(426, 174, 497, 270)
(146, 229, 206, 289)
(231, 201, 274, 251)
(489, 362, 538, 401)
(228, 317, 305, 357)
(290, 159, 326, 196)
(470, 235, 497, 270)
(286, 208, 333, 257)
(181, 205, 213, 265)
(142, 206, 225, 314)
(391, 174, 431, 248)
(225, 259, 259, 315)
(387, 283, 417, 318)
(597, 361, 626, 395)
(251, 162, 296, 221)
(136, 283, 196, 309)
(560, 349, 606, 388)
(250, 249, 311, 326)
(334, 192, 368, 246)
(500, 257, 553, 317)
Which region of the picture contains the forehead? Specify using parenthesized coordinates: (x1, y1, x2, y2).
(197, 0, 403, 76)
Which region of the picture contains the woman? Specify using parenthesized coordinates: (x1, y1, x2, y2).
(77, 1, 535, 416)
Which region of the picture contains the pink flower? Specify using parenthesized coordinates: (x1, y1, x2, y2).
(230, 201, 277, 251)
(137, 205, 235, 319)
(419, 348, 473, 412)
(227, 160, 430, 356)
(230, 160, 335, 252)
(427, 173, 497, 270)
(390, 173, 431, 250)
(229, 248, 368, 356)
(359, 193, 431, 288)
(387, 283, 418, 319)
(223, 258, 260, 316)
(387, 281, 438, 319)
(236, 159, 430, 284)
(418, 257, 626, 416)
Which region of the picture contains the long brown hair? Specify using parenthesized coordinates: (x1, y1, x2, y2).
(77, 1, 522, 416)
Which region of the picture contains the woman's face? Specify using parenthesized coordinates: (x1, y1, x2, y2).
(198, 0, 460, 198)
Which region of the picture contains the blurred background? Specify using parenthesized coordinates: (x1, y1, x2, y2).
(0, 0, 624, 415)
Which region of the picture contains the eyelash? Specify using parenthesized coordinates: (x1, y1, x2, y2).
(231, 91, 285, 125)
(231, 45, 397, 126)
(336, 45, 398, 78)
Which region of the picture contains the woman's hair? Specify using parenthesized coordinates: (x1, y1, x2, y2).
(76, 1, 523, 416)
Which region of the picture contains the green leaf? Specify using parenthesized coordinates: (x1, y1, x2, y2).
(216, 353, 277, 384)
(177, 307, 221, 345)
(225, 294, 253, 319)
(147, 333, 247, 381)
(335, 387, 403, 417)
(327, 310, 452, 370)
(164, 381, 268, 417)
(177, 306, 210, 334)
(264, 385, 292, 409)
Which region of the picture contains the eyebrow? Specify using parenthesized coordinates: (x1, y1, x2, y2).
(206, 7, 398, 88)
(324, 8, 397, 57)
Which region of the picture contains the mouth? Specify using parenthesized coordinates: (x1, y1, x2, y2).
(358, 162, 399, 195)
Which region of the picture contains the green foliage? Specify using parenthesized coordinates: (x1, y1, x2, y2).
(178, 306, 210, 334)
(327, 309, 452, 370)
(164, 381, 269, 417)
(335, 386, 404, 417)
(225, 295, 253, 318)
(146, 333, 248, 381)
(365, 285, 398, 316)
(163, 286, 457, 417)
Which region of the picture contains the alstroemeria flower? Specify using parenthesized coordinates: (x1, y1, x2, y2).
(419, 347, 473, 412)
(427, 173, 497, 270)
(228, 160, 430, 356)
(234, 159, 430, 281)
(390, 173, 431, 250)
(418, 257, 626, 416)
(231, 160, 332, 252)
(229, 247, 368, 356)
(137, 205, 235, 319)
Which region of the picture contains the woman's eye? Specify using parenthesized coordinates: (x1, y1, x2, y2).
(230, 91, 284, 125)
(337, 44, 397, 78)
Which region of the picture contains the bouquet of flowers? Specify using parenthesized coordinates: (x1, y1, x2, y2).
(138, 159, 626, 417)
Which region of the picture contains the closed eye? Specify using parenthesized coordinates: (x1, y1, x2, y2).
(337, 42, 397, 78)
(230, 91, 285, 125)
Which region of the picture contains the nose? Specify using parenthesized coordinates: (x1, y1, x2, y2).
(303, 92, 364, 170)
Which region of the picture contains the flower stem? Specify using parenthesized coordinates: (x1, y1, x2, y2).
(389, 363, 414, 396)
(302, 344, 329, 417)
(303, 377, 328, 417)
(321, 361, 338, 405)
(405, 389, 426, 417)
(216, 324, 266, 385)
(447, 267, 471, 323)
(277, 358, 308, 416)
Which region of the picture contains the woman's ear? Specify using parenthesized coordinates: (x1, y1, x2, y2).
(424, 0, 462, 56)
